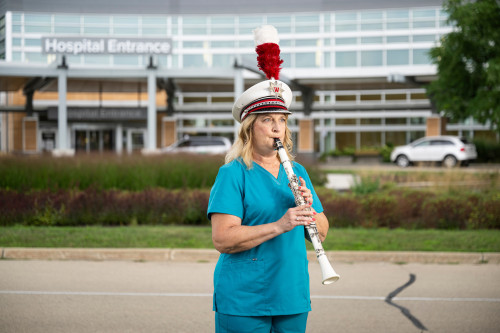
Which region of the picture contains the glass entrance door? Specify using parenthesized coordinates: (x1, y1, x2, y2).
(75, 129, 115, 153)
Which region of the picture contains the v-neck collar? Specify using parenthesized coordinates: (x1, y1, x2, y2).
(253, 161, 282, 181)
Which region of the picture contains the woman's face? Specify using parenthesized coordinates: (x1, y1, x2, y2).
(251, 113, 287, 154)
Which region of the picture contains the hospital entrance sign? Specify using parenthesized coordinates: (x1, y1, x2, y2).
(41, 37, 173, 55)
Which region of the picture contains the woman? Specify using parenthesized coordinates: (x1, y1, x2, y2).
(207, 79, 329, 333)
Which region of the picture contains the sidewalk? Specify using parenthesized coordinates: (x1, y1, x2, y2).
(2, 247, 500, 264)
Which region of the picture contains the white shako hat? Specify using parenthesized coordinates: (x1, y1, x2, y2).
(232, 25, 292, 123)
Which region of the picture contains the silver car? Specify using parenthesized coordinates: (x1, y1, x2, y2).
(162, 136, 232, 155)
(390, 136, 477, 168)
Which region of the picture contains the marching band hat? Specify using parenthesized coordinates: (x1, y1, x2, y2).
(232, 25, 292, 123)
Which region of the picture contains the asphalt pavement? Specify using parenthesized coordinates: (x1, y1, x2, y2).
(1, 250, 499, 333)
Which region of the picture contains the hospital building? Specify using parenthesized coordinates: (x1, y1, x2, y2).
(0, 0, 496, 156)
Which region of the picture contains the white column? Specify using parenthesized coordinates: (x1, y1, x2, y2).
(144, 70, 157, 153)
(115, 123, 123, 154)
(233, 62, 244, 138)
(53, 68, 74, 156)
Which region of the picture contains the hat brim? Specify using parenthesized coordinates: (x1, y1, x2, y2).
(232, 80, 293, 123)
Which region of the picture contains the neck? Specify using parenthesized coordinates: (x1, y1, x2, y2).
(253, 152, 279, 166)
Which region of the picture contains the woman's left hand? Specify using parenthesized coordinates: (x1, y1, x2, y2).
(299, 177, 313, 206)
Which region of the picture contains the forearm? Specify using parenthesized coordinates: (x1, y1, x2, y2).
(213, 221, 283, 254)
(315, 212, 329, 242)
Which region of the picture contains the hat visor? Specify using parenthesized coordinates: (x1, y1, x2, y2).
(241, 109, 292, 122)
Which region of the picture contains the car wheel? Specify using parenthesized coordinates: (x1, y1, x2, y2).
(396, 155, 410, 168)
(443, 155, 458, 168)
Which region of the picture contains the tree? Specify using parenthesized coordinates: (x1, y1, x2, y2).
(427, 0, 500, 134)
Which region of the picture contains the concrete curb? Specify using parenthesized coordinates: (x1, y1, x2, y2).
(2, 248, 500, 264)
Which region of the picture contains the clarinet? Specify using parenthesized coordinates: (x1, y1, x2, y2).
(274, 138, 340, 284)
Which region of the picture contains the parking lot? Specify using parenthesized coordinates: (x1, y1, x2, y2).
(1, 258, 499, 333)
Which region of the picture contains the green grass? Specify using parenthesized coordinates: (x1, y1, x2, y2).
(1, 226, 499, 252)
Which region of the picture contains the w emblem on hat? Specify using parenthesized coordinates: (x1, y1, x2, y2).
(269, 81, 284, 98)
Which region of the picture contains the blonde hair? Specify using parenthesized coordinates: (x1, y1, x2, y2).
(225, 113, 294, 169)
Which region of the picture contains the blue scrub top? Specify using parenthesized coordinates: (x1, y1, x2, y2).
(207, 158, 323, 316)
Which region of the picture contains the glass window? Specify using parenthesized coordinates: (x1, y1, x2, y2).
(361, 132, 382, 147)
(336, 51, 356, 67)
(267, 16, 291, 24)
(25, 14, 51, 24)
(439, 19, 450, 28)
(55, 15, 80, 24)
(387, 49, 409, 65)
(12, 38, 21, 46)
(295, 39, 317, 47)
(67, 55, 82, 65)
(211, 40, 235, 48)
(335, 23, 357, 32)
(212, 54, 232, 68)
(360, 118, 381, 124)
(142, 17, 167, 25)
(413, 48, 431, 65)
(12, 51, 22, 61)
(183, 27, 207, 35)
(413, 35, 436, 42)
(387, 36, 409, 43)
(25, 25, 51, 33)
(183, 16, 207, 25)
(114, 16, 139, 25)
(84, 16, 109, 24)
(281, 53, 291, 67)
(295, 14, 319, 23)
(275, 26, 291, 33)
(361, 23, 383, 31)
(55, 26, 80, 34)
(295, 53, 316, 68)
(335, 37, 358, 45)
(211, 27, 235, 35)
(239, 16, 263, 25)
(142, 27, 166, 35)
(84, 55, 111, 65)
(335, 12, 357, 21)
(84, 26, 110, 34)
(324, 51, 331, 67)
(114, 55, 140, 66)
(295, 25, 319, 33)
(361, 36, 382, 44)
(12, 24, 22, 33)
(385, 131, 407, 146)
(12, 13, 22, 22)
(360, 11, 383, 20)
(387, 10, 409, 19)
(183, 41, 204, 48)
(413, 9, 436, 18)
(25, 38, 41, 47)
(211, 16, 234, 24)
(413, 21, 435, 29)
(387, 22, 409, 29)
(25, 52, 48, 63)
(386, 118, 407, 125)
(238, 40, 254, 49)
(361, 50, 382, 66)
(183, 54, 206, 68)
(114, 27, 139, 35)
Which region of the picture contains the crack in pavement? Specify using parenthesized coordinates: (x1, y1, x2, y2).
(385, 273, 428, 332)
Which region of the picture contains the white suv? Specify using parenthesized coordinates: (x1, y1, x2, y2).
(390, 136, 477, 168)
(162, 136, 232, 155)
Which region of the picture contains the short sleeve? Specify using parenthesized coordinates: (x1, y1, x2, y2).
(207, 161, 245, 220)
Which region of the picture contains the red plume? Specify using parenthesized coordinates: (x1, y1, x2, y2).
(256, 43, 283, 80)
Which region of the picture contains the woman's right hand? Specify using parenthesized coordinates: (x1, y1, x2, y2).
(276, 205, 316, 233)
